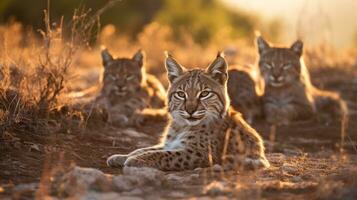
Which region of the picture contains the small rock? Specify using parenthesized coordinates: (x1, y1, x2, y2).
(68, 167, 107, 185)
(204, 181, 227, 196)
(291, 176, 303, 182)
(121, 188, 144, 196)
(281, 164, 298, 174)
(194, 167, 203, 172)
(189, 173, 200, 180)
(166, 174, 184, 183)
(283, 148, 304, 156)
(112, 176, 135, 191)
(57, 167, 111, 196)
(165, 173, 200, 184)
(170, 191, 186, 198)
(123, 167, 164, 182)
(266, 153, 286, 163)
(29, 143, 41, 152)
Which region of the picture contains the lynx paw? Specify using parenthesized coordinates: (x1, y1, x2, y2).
(124, 156, 155, 168)
(243, 157, 270, 170)
(107, 154, 128, 167)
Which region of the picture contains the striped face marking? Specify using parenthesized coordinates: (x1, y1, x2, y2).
(165, 54, 229, 125)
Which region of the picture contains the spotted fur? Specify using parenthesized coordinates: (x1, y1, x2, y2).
(227, 65, 263, 124)
(96, 49, 166, 126)
(107, 53, 269, 171)
(257, 36, 347, 125)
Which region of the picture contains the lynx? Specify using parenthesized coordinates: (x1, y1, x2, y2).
(96, 49, 166, 126)
(107, 53, 270, 171)
(228, 65, 263, 124)
(257, 36, 347, 125)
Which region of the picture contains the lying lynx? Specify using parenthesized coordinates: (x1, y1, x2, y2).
(96, 49, 166, 126)
(257, 36, 347, 125)
(107, 53, 270, 171)
(228, 65, 263, 124)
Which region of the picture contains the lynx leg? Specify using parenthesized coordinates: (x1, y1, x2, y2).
(124, 149, 208, 171)
(127, 145, 164, 157)
(107, 145, 163, 167)
(222, 126, 270, 171)
(107, 154, 129, 167)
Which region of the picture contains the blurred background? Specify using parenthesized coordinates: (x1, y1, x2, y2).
(1, 0, 356, 48)
(0, 0, 356, 91)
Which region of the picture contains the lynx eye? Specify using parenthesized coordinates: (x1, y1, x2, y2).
(175, 91, 186, 99)
(283, 64, 292, 70)
(107, 75, 116, 81)
(199, 91, 209, 98)
(126, 75, 136, 81)
(199, 91, 212, 100)
(264, 63, 272, 69)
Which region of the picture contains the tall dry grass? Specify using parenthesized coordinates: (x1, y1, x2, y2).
(0, 6, 101, 135)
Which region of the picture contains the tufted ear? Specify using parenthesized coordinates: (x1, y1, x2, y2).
(101, 48, 114, 67)
(206, 52, 228, 85)
(290, 40, 303, 57)
(132, 49, 145, 67)
(256, 36, 271, 54)
(165, 52, 184, 84)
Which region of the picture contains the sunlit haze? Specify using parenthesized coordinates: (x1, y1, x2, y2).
(224, 0, 357, 48)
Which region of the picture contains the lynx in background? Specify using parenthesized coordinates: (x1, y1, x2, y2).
(107, 53, 270, 171)
(96, 49, 166, 126)
(257, 36, 348, 125)
(228, 65, 263, 124)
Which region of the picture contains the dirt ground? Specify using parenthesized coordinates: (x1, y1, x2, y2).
(1, 67, 357, 200)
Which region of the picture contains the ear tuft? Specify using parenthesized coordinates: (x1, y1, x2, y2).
(165, 52, 184, 83)
(256, 36, 270, 54)
(216, 51, 225, 58)
(164, 51, 172, 58)
(132, 49, 145, 67)
(206, 53, 228, 85)
(101, 48, 114, 67)
(290, 40, 303, 57)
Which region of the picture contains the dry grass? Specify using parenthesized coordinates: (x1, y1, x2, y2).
(0, 6, 101, 135)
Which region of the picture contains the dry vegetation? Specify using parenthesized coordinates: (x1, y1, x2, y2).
(1, 5, 357, 200)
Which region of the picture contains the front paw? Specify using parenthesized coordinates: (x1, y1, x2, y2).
(243, 157, 270, 170)
(124, 156, 154, 168)
(107, 154, 128, 167)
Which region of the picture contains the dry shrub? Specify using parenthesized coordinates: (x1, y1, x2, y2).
(304, 44, 357, 87)
(0, 7, 100, 135)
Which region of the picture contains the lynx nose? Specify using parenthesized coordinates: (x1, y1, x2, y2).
(270, 74, 283, 82)
(185, 101, 198, 115)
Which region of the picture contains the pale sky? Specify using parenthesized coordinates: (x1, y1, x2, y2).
(223, 0, 357, 48)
